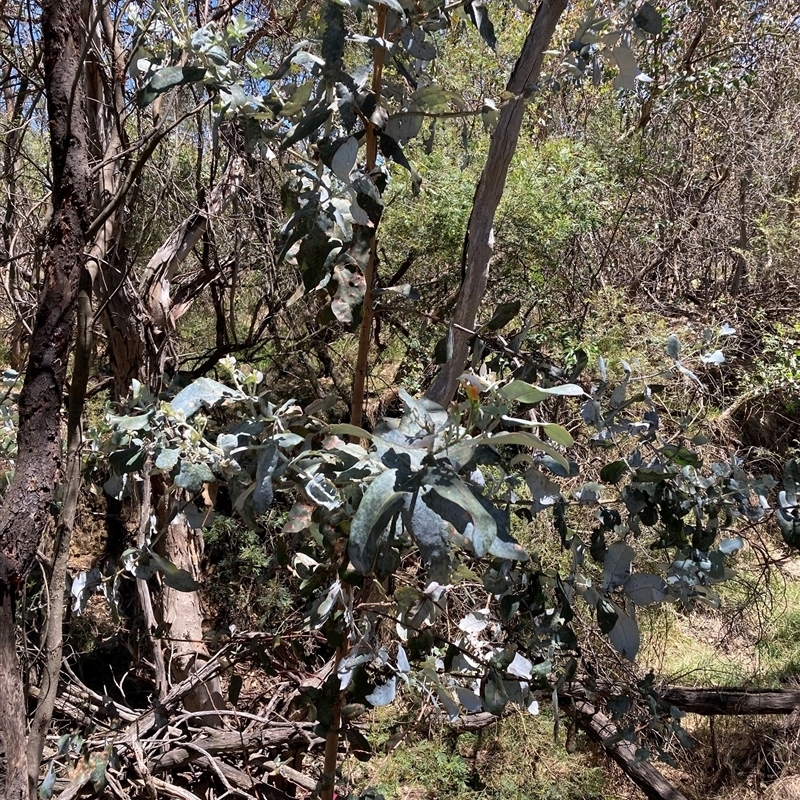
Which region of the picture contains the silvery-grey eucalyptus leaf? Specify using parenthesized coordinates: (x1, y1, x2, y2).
(365, 676, 397, 707)
(603, 541, 634, 590)
(623, 573, 669, 606)
(171, 377, 245, 418)
(253, 442, 278, 515)
(349, 469, 405, 573)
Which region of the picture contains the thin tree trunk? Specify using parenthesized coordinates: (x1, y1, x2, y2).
(25, 270, 94, 787)
(425, 0, 567, 406)
(0, 0, 91, 796)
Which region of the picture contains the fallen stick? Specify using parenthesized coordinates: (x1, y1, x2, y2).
(572, 699, 689, 800)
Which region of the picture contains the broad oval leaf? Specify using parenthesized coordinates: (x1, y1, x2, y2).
(136, 65, 207, 108)
(623, 574, 669, 606)
(330, 136, 358, 181)
(477, 431, 569, 472)
(540, 422, 574, 447)
(366, 676, 397, 707)
(155, 448, 180, 471)
(603, 541, 634, 590)
(423, 475, 496, 557)
(607, 602, 640, 661)
(349, 470, 405, 573)
(171, 377, 245, 418)
(174, 461, 215, 493)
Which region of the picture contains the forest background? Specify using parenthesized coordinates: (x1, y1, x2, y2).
(1, 1, 800, 799)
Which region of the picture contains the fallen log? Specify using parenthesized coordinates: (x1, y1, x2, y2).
(572, 700, 689, 800)
(149, 724, 317, 773)
(662, 686, 800, 716)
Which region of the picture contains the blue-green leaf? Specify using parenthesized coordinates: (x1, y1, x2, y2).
(349, 470, 405, 573)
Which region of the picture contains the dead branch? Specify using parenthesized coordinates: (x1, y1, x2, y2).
(572, 699, 690, 800)
(663, 686, 800, 716)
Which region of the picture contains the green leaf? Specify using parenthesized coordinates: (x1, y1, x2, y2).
(280, 104, 332, 150)
(326, 423, 373, 441)
(596, 597, 617, 634)
(623, 574, 669, 606)
(499, 380, 584, 404)
(253, 443, 278, 516)
(600, 460, 628, 484)
(476, 431, 569, 472)
(400, 28, 436, 61)
(480, 300, 520, 333)
(660, 444, 701, 468)
(330, 136, 358, 181)
(137, 65, 207, 108)
(483, 670, 509, 714)
(607, 602, 640, 661)
(280, 80, 314, 118)
(149, 552, 200, 592)
(155, 448, 180, 471)
(634, 2, 663, 35)
(403, 494, 451, 582)
(539, 422, 574, 447)
(109, 446, 146, 475)
(424, 474, 496, 557)
(107, 412, 152, 432)
(174, 461, 215, 493)
(349, 470, 405, 573)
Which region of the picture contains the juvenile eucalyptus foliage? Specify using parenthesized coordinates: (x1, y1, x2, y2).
(127, 0, 664, 329)
(78, 331, 796, 760)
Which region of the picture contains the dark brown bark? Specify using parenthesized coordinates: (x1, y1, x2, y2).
(0, 0, 92, 796)
(425, 0, 568, 406)
(663, 686, 800, 716)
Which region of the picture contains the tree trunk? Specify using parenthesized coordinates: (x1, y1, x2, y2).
(0, 0, 91, 796)
(153, 480, 224, 722)
(425, 0, 567, 406)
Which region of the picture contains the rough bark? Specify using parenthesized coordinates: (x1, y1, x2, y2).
(663, 686, 800, 716)
(425, 0, 568, 406)
(25, 270, 93, 788)
(0, 0, 91, 796)
(573, 699, 690, 800)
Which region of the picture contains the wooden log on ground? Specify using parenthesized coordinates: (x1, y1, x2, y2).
(662, 686, 800, 716)
(150, 725, 316, 773)
(572, 700, 689, 800)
